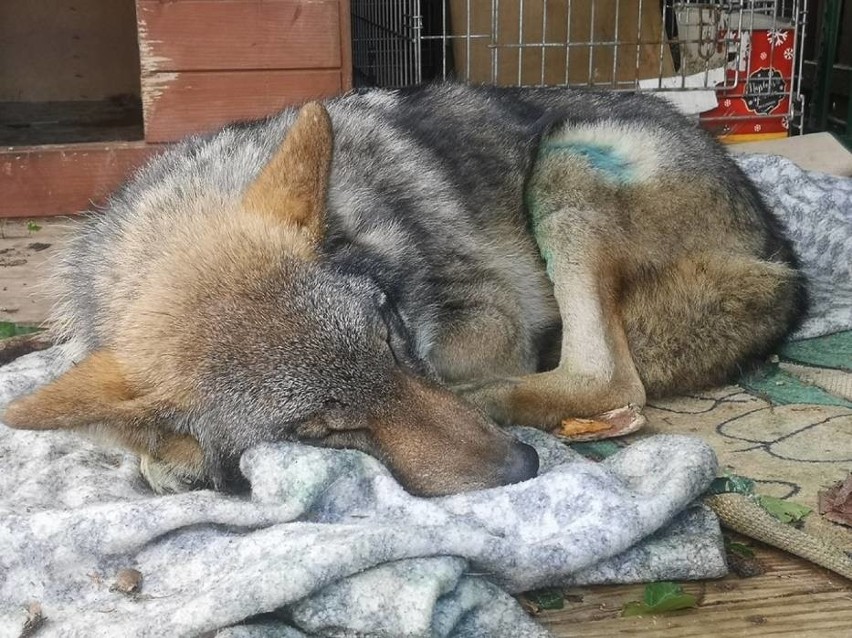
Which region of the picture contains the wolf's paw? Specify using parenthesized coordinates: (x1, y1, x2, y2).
(139, 455, 199, 494)
(554, 404, 646, 442)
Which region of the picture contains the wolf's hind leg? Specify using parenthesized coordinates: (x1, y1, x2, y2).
(623, 252, 803, 396)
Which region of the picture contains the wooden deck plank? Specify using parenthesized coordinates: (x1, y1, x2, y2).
(539, 536, 852, 637)
(0, 218, 70, 325)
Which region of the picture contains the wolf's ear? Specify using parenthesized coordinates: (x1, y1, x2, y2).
(243, 102, 333, 242)
(2, 350, 154, 432)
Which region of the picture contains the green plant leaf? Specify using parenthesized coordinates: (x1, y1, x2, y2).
(621, 601, 648, 617)
(724, 540, 755, 558)
(622, 582, 696, 617)
(0, 322, 42, 340)
(26, 220, 42, 233)
(523, 588, 564, 610)
(707, 474, 755, 495)
(756, 495, 812, 524)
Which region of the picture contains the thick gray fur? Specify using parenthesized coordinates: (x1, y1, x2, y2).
(57, 83, 799, 361)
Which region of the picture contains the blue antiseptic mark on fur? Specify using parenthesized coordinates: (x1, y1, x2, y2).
(541, 141, 634, 184)
(527, 141, 634, 282)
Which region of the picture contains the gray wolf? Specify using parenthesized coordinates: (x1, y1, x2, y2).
(1, 84, 805, 496)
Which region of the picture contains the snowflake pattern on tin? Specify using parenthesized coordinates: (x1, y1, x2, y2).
(783, 47, 794, 61)
(767, 29, 789, 46)
(760, 51, 768, 61)
(754, 124, 762, 132)
(724, 98, 732, 107)
(782, 117, 790, 130)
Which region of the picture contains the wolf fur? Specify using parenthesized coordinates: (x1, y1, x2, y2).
(1, 84, 805, 495)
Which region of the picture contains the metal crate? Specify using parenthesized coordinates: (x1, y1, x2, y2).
(351, 1, 808, 136)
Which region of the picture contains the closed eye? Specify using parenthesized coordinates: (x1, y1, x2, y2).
(379, 309, 436, 379)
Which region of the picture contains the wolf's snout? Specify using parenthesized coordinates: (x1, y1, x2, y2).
(499, 440, 539, 485)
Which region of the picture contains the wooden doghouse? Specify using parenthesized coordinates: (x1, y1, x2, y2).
(0, 0, 352, 218)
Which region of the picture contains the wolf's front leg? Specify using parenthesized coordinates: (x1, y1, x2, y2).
(456, 207, 646, 438)
(453, 271, 646, 438)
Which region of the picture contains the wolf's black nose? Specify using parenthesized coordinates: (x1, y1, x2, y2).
(501, 441, 539, 485)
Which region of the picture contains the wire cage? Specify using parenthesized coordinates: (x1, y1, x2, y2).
(351, 1, 808, 140)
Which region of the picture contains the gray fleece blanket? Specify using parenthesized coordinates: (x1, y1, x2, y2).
(1, 154, 850, 637)
(734, 154, 852, 340)
(0, 345, 723, 638)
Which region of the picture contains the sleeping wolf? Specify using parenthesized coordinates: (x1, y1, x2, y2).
(1, 84, 805, 496)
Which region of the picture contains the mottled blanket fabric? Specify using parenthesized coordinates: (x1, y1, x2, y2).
(0, 347, 723, 638)
(0, 155, 848, 637)
(733, 155, 852, 339)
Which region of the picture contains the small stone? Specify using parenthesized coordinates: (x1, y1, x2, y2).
(110, 568, 143, 594)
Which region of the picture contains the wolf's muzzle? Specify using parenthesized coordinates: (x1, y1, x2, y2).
(499, 441, 539, 485)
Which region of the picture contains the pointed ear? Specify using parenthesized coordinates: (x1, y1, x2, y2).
(243, 101, 333, 242)
(2, 350, 152, 431)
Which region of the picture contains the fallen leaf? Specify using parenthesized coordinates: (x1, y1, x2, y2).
(756, 495, 811, 525)
(0, 322, 42, 340)
(833, 474, 852, 505)
(707, 474, 755, 496)
(818, 473, 852, 527)
(725, 540, 755, 558)
(622, 582, 697, 617)
(523, 588, 564, 611)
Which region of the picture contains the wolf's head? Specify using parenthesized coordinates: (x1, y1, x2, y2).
(2, 103, 538, 496)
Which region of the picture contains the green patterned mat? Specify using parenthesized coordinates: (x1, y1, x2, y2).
(779, 330, 852, 372)
(741, 331, 852, 408)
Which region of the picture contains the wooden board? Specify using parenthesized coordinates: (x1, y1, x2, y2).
(135, 0, 342, 72)
(727, 132, 852, 177)
(0, 142, 157, 218)
(136, 0, 353, 142)
(337, 0, 353, 91)
(141, 69, 344, 142)
(539, 534, 852, 637)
